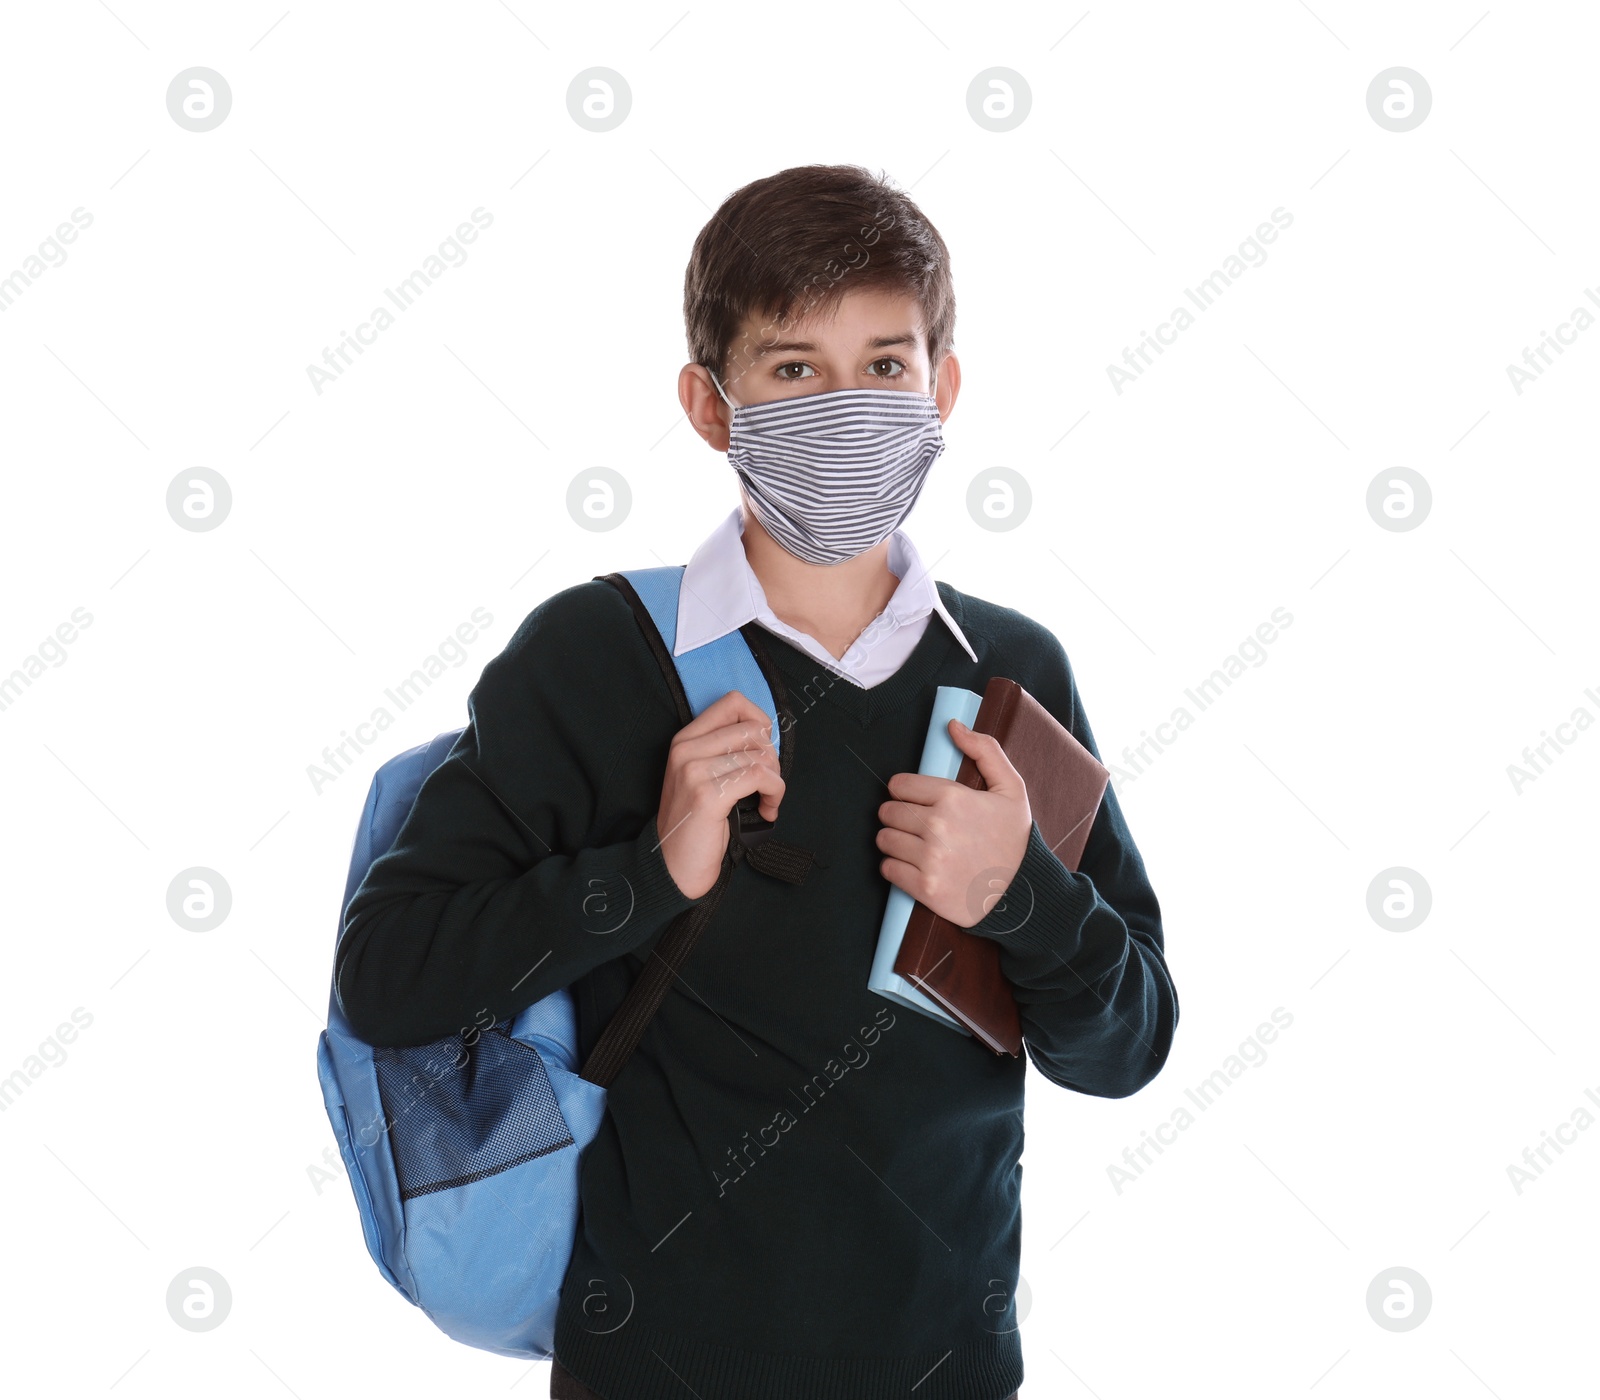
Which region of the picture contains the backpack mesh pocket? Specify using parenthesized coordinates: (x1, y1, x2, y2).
(372, 1023, 576, 1200)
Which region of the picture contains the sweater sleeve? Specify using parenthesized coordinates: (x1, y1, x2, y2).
(963, 626, 1179, 1098)
(334, 582, 705, 1048)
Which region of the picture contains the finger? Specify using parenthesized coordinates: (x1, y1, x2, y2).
(949, 720, 1023, 796)
(697, 753, 786, 821)
(878, 855, 924, 900)
(673, 717, 780, 772)
(672, 689, 775, 746)
(696, 747, 780, 798)
(697, 748, 771, 787)
(877, 798, 938, 834)
(874, 826, 925, 867)
(884, 771, 956, 805)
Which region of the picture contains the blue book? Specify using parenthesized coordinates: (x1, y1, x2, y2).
(867, 685, 985, 1036)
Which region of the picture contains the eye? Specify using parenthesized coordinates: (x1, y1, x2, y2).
(774, 362, 817, 381)
(866, 356, 907, 379)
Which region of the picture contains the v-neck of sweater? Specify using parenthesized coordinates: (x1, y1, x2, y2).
(752, 582, 963, 729)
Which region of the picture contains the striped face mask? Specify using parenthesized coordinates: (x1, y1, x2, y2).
(709, 375, 946, 566)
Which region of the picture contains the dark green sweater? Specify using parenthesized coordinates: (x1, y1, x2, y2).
(337, 576, 1178, 1400)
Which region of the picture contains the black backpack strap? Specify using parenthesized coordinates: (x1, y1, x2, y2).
(578, 573, 813, 1089)
(731, 621, 815, 883)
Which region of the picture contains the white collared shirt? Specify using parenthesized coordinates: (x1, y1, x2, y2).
(674, 506, 979, 688)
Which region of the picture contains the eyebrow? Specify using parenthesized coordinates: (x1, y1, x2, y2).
(746, 332, 920, 361)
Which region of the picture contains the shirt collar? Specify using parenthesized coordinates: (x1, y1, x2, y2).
(674, 506, 979, 665)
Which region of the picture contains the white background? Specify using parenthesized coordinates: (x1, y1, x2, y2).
(2, 2, 1596, 1396)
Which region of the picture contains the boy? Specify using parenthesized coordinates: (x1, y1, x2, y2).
(337, 164, 1178, 1400)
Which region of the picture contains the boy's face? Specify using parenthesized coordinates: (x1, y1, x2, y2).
(680, 285, 961, 453)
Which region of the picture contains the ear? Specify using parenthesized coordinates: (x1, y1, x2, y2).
(679, 363, 731, 452)
(932, 351, 961, 423)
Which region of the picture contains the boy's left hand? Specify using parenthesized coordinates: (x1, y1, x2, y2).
(876, 719, 1033, 929)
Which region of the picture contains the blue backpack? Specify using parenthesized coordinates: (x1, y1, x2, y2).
(316, 566, 810, 1358)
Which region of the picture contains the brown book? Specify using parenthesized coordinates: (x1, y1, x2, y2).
(893, 675, 1110, 1056)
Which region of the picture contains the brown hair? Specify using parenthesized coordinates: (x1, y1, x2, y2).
(683, 164, 956, 389)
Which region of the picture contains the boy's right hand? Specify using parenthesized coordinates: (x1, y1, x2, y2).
(655, 690, 784, 900)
